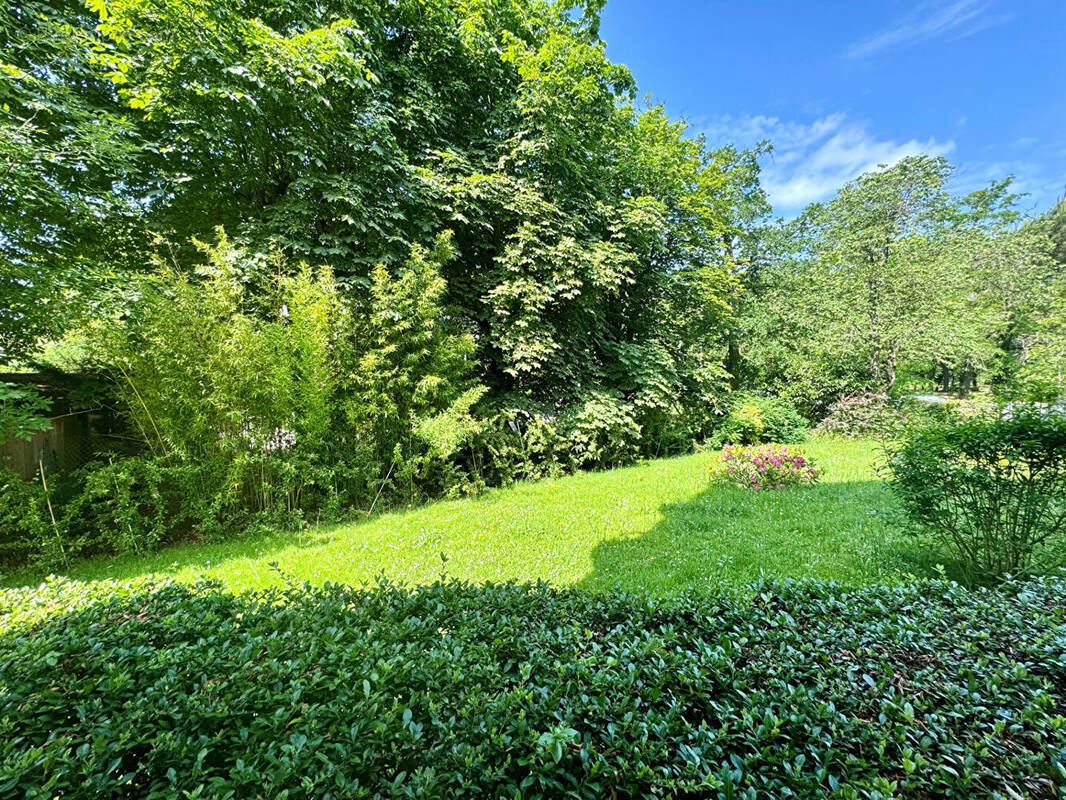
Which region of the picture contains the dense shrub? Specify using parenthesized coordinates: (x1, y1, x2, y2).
(3, 576, 1066, 798)
(0, 468, 54, 566)
(717, 394, 808, 445)
(886, 409, 1066, 584)
(0, 234, 493, 567)
(564, 391, 643, 468)
(476, 405, 569, 486)
(710, 443, 820, 490)
(58, 458, 172, 559)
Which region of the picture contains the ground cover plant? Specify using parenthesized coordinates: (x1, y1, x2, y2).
(2, 573, 1065, 799)
(2, 439, 930, 595)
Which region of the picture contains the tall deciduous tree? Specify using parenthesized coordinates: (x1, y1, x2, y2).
(5, 0, 764, 448)
(0, 0, 142, 360)
(739, 156, 1055, 411)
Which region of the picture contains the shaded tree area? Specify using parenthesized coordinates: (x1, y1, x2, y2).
(2, 0, 764, 424)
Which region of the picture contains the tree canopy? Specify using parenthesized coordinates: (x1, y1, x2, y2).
(737, 156, 1062, 413)
(2, 0, 764, 424)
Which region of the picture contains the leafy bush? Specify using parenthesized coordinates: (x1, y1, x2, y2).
(564, 391, 643, 469)
(815, 392, 904, 437)
(710, 443, 820, 490)
(886, 409, 1066, 584)
(718, 394, 808, 444)
(59, 458, 171, 559)
(3, 576, 1066, 798)
(0, 232, 499, 567)
(720, 401, 765, 443)
(0, 468, 55, 566)
(755, 394, 809, 442)
(476, 404, 569, 486)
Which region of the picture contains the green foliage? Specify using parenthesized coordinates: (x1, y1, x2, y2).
(59, 458, 171, 561)
(723, 401, 765, 443)
(1034, 197, 1066, 265)
(815, 393, 994, 438)
(0, 232, 490, 566)
(739, 157, 1057, 412)
(0, 0, 142, 361)
(4, 0, 763, 410)
(709, 444, 820, 490)
(815, 393, 905, 438)
(886, 409, 1066, 584)
(0, 382, 51, 444)
(3, 574, 1066, 798)
(718, 394, 807, 444)
(564, 390, 642, 468)
(0, 468, 54, 566)
(473, 404, 568, 486)
(750, 394, 808, 442)
(0, 0, 774, 553)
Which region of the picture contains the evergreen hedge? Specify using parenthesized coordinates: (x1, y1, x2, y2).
(2, 576, 1065, 798)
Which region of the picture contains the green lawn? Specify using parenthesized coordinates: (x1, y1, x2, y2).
(4, 438, 936, 594)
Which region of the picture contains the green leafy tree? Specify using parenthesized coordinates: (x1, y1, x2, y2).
(739, 156, 1056, 412)
(0, 0, 142, 361)
(0, 382, 51, 444)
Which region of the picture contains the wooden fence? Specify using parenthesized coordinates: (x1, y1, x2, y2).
(1, 410, 95, 480)
(1, 372, 142, 481)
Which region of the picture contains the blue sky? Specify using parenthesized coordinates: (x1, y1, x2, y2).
(599, 0, 1066, 217)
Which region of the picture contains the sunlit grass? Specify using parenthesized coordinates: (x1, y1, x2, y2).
(4, 438, 934, 595)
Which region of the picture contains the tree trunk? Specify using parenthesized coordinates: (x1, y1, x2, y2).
(870, 346, 882, 387)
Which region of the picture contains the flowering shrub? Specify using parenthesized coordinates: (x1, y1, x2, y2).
(710, 444, 820, 490)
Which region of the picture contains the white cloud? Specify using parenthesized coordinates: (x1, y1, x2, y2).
(951, 158, 1066, 215)
(846, 0, 1011, 59)
(699, 113, 955, 213)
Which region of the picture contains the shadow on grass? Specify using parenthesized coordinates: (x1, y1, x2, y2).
(577, 479, 941, 596)
(4, 451, 949, 594)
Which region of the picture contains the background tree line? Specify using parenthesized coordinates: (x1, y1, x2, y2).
(738, 157, 1065, 415)
(1, 0, 1063, 563)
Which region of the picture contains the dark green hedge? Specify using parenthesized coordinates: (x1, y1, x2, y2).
(2, 576, 1065, 798)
